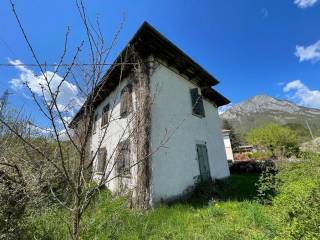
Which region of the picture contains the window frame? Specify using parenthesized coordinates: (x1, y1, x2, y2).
(190, 88, 205, 118)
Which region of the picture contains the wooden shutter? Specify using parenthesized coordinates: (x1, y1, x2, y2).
(101, 104, 109, 127)
(190, 88, 205, 117)
(97, 148, 107, 173)
(116, 140, 131, 176)
(120, 84, 133, 118)
(196, 144, 211, 181)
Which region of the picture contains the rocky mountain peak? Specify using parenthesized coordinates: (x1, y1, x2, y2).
(221, 95, 310, 120)
(220, 94, 320, 135)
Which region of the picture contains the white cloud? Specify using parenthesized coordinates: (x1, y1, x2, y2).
(9, 59, 83, 113)
(218, 103, 233, 114)
(295, 40, 320, 63)
(294, 0, 318, 8)
(283, 80, 320, 108)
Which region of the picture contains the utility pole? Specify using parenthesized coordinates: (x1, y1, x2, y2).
(306, 120, 314, 140)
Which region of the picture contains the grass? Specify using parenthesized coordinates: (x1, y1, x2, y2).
(28, 198, 274, 240)
(26, 173, 275, 240)
(25, 153, 320, 240)
(218, 173, 259, 201)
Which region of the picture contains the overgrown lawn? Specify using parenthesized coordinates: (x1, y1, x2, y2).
(25, 153, 320, 240)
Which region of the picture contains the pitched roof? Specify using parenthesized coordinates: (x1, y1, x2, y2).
(70, 22, 230, 126)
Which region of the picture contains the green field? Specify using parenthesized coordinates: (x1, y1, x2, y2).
(25, 153, 320, 240)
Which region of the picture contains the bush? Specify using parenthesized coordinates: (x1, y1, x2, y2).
(272, 152, 320, 239)
(283, 184, 320, 239)
(188, 177, 219, 205)
(255, 161, 279, 205)
(0, 180, 28, 240)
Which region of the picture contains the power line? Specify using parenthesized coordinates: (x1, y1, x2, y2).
(0, 62, 146, 67)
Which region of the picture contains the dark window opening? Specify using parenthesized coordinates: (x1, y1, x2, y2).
(190, 88, 205, 117)
(101, 104, 110, 127)
(120, 84, 133, 118)
(92, 113, 98, 134)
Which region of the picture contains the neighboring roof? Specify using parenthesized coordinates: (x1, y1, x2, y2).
(222, 129, 231, 133)
(70, 22, 230, 126)
(237, 145, 254, 149)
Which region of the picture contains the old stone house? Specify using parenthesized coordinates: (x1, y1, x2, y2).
(72, 22, 230, 206)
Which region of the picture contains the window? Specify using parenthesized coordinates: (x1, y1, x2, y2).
(96, 148, 107, 174)
(120, 84, 133, 118)
(101, 104, 110, 127)
(92, 113, 98, 134)
(116, 140, 131, 176)
(190, 88, 205, 117)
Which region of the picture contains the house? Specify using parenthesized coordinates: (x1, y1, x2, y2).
(222, 129, 234, 161)
(234, 145, 257, 161)
(71, 22, 230, 206)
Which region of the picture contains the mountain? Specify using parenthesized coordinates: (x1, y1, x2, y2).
(220, 95, 320, 137)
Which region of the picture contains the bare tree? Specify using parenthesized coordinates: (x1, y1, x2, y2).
(0, 0, 208, 238)
(0, 0, 166, 239)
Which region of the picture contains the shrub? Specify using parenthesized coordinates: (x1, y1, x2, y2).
(186, 176, 219, 206)
(255, 161, 279, 205)
(283, 184, 320, 239)
(0, 180, 28, 240)
(272, 152, 320, 239)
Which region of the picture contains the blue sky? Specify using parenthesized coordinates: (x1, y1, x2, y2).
(0, 0, 320, 121)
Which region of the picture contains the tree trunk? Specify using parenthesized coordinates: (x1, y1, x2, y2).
(72, 207, 81, 240)
(133, 57, 152, 208)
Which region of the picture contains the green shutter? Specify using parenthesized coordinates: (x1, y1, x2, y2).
(196, 144, 211, 181)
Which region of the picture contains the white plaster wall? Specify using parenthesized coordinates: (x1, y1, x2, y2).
(90, 77, 138, 193)
(150, 63, 230, 204)
(223, 134, 234, 161)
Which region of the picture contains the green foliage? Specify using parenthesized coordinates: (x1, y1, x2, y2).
(284, 184, 320, 240)
(25, 191, 273, 240)
(0, 180, 27, 240)
(284, 123, 311, 143)
(247, 151, 273, 160)
(186, 176, 218, 206)
(217, 174, 259, 201)
(315, 128, 320, 138)
(16, 153, 320, 239)
(255, 161, 279, 205)
(272, 152, 320, 239)
(246, 123, 299, 157)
